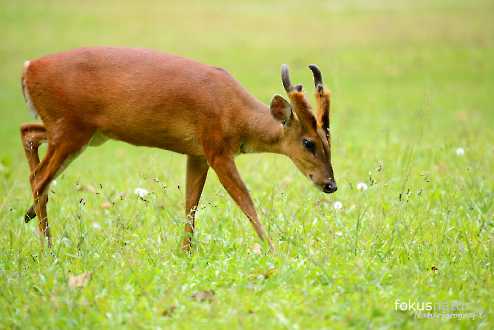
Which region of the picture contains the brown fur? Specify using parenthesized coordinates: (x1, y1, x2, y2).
(288, 91, 317, 130)
(315, 89, 331, 136)
(20, 47, 336, 251)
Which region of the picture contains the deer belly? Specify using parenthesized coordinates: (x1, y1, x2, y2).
(97, 124, 204, 156)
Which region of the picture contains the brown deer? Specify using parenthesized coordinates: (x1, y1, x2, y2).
(20, 47, 337, 252)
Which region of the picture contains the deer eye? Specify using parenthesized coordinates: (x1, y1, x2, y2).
(303, 138, 316, 154)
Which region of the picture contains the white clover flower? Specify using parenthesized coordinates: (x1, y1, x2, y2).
(252, 243, 262, 255)
(333, 201, 343, 210)
(356, 182, 368, 191)
(134, 187, 149, 198)
(335, 231, 343, 237)
(92, 222, 101, 230)
(455, 147, 465, 156)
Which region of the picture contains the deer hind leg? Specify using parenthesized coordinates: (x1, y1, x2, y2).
(28, 125, 93, 248)
(20, 123, 47, 223)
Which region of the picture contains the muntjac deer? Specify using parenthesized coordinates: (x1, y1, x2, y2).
(20, 47, 337, 252)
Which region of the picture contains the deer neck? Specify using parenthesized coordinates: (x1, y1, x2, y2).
(241, 101, 284, 155)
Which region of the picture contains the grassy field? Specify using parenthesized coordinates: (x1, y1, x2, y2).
(1, 0, 493, 328)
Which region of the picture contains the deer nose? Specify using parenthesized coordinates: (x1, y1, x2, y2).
(323, 180, 337, 194)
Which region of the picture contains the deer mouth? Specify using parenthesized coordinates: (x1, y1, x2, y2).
(322, 182, 337, 194)
(308, 174, 337, 194)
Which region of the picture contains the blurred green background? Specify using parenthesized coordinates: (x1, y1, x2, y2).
(1, 0, 493, 328)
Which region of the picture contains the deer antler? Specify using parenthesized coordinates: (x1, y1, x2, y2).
(308, 64, 330, 135)
(280, 64, 315, 129)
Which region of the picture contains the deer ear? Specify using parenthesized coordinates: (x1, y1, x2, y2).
(270, 94, 292, 125)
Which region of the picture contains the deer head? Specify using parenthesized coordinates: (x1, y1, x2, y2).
(269, 64, 336, 193)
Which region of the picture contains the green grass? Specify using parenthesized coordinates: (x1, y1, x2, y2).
(1, 0, 493, 328)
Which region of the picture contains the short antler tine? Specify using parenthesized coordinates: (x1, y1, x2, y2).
(281, 64, 293, 93)
(308, 64, 324, 92)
